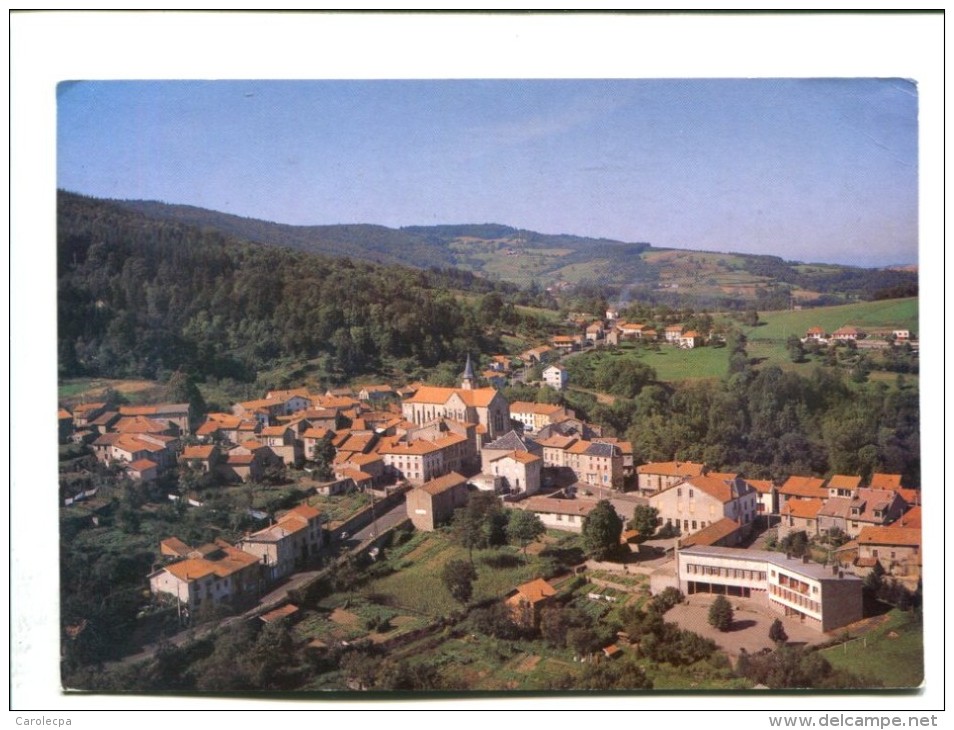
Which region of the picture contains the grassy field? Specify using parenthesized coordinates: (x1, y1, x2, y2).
(604, 342, 731, 383)
(58, 377, 164, 403)
(361, 531, 546, 616)
(820, 609, 924, 689)
(743, 298, 918, 343)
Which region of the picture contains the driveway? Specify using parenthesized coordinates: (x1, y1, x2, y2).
(664, 593, 830, 658)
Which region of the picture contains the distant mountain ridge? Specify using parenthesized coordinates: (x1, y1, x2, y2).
(100, 194, 916, 301)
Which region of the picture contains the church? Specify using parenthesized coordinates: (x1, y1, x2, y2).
(401, 355, 511, 444)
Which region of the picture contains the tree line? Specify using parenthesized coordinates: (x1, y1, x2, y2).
(58, 191, 550, 385)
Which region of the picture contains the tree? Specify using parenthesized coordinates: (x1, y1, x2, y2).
(707, 594, 734, 632)
(581, 500, 623, 560)
(310, 433, 336, 480)
(629, 505, 659, 541)
(786, 335, 806, 363)
(506, 510, 546, 561)
(333, 556, 360, 604)
(538, 606, 571, 648)
(567, 625, 601, 658)
(441, 559, 478, 605)
(165, 369, 207, 426)
(452, 492, 507, 563)
(769, 618, 788, 645)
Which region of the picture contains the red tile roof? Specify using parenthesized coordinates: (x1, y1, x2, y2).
(781, 498, 825, 519)
(128, 459, 158, 472)
(512, 578, 556, 605)
(636, 461, 705, 478)
(869, 473, 903, 490)
(889, 506, 921, 528)
(182, 445, 216, 460)
(780, 475, 827, 499)
(828, 474, 862, 491)
(417, 471, 468, 496)
(857, 526, 920, 548)
(680, 518, 741, 547)
(519, 496, 596, 517)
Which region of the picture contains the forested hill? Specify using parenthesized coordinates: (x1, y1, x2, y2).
(106, 195, 916, 301)
(57, 191, 515, 383)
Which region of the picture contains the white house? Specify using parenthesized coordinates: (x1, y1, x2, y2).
(542, 364, 569, 391)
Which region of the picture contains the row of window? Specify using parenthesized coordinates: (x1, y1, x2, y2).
(770, 583, 821, 614)
(684, 563, 767, 582)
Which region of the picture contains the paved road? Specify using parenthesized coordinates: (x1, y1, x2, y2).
(337, 501, 408, 548)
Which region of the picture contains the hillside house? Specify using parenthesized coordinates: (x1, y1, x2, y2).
(509, 401, 570, 433)
(520, 346, 557, 365)
(484, 450, 542, 498)
(746, 478, 778, 516)
(827, 474, 862, 498)
(636, 461, 706, 497)
(505, 578, 557, 628)
(778, 475, 828, 509)
(650, 475, 758, 538)
(358, 385, 395, 402)
(816, 488, 906, 539)
(405, 471, 470, 531)
(481, 369, 509, 389)
(856, 526, 921, 582)
(237, 504, 325, 582)
(179, 444, 223, 474)
(512, 496, 595, 533)
(832, 326, 864, 342)
(118, 403, 191, 434)
(778, 498, 825, 540)
(550, 335, 582, 353)
(664, 325, 684, 344)
(149, 539, 262, 612)
(542, 364, 569, 391)
(677, 330, 702, 349)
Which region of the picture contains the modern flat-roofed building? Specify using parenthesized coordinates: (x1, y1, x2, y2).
(675, 545, 863, 632)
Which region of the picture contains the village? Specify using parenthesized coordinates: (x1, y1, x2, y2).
(56, 309, 922, 686)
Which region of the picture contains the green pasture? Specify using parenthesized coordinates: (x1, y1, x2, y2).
(820, 610, 924, 689)
(744, 299, 918, 342)
(615, 342, 730, 383)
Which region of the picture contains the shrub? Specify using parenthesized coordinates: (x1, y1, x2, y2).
(708, 595, 734, 632)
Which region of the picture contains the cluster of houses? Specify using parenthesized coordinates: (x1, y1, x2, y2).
(60, 355, 921, 638)
(532, 309, 707, 354)
(63, 402, 190, 482)
(147, 502, 326, 614)
(803, 325, 915, 349)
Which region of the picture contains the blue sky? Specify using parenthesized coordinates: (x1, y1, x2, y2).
(57, 78, 918, 268)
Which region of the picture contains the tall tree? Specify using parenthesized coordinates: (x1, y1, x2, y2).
(629, 505, 659, 541)
(581, 500, 623, 560)
(506, 510, 546, 561)
(441, 559, 478, 605)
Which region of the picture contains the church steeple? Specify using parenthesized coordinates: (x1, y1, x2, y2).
(461, 354, 476, 390)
